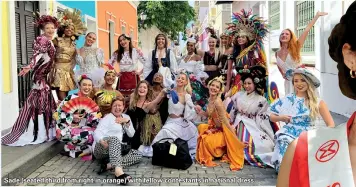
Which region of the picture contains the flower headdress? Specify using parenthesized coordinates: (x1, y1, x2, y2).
(57, 9, 87, 37)
(208, 75, 226, 93)
(225, 9, 270, 67)
(33, 11, 59, 29)
(78, 74, 92, 84)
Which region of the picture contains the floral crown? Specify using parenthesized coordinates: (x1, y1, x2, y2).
(33, 11, 59, 29)
(57, 9, 87, 36)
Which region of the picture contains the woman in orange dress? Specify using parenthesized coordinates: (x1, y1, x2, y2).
(194, 76, 245, 171)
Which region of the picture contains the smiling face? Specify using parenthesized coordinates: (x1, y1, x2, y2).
(208, 38, 216, 49)
(43, 23, 55, 39)
(111, 99, 125, 117)
(137, 82, 148, 97)
(237, 35, 248, 46)
(156, 35, 166, 49)
(64, 25, 74, 37)
(119, 35, 130, 49)
(220, 36, 228, 46)
(208, 80, 221, 96)
(280, 29, 292, 44)
(176, 74, 188, 88)
(243, 77, 256, 94)
(85, 33, 96, 46)
(79, 79, 93, 96)
(187, 42, 195, 53)
(293, 74, 309, 93)
(104, 72, 116, 85)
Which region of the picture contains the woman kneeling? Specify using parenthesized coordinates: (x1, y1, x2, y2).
(93, 96, 142, 184)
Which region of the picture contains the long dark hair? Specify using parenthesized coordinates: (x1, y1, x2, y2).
(116, 34, 133, 62)
(328, 1, 356, 100)
(57, 26, 79, 40)
(154, 34, 168, 49)
(232, 36, 253, 59)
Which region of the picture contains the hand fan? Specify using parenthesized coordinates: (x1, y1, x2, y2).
(61, 97, 99, 114)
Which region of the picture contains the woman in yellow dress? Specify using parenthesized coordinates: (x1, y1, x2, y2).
(195, 76, 245, 171)
(93, 69, 123, 117)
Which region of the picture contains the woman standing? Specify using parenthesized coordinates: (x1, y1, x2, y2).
(51, 9, 87, 101)
(108, 34, 145, 97)
(75, 32, 105, 88)
(143, 34, 178, 85)
(2, 13, 59, 146)
(195, 76, 245, 171)
(269, 68, 334, 172)
(217, 33, 234, 91)
(229, 66, 275, 168)
(94, 69, 123, 117)
(202, 37, 220, 84)
(277, 3, 356, 185)
(94, 97, 142, 184)
(276, 12, 327, 95)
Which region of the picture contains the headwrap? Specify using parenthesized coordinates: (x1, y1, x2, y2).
(33, 12, 59, 29)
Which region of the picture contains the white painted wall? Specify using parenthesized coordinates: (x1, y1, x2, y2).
(138, 26, 163, 58)
(2, 1, 20, 132)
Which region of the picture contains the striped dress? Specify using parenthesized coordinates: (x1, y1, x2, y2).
(2, 35, 57, 146)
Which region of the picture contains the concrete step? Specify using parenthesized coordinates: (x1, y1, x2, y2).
(1, 140, 64, 186)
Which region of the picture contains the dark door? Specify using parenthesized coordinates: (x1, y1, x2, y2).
(15, 1, 40, 108)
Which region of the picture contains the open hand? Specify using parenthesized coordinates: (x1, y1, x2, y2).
(280, 115, 292, 123)
(18, 66, 31, 76)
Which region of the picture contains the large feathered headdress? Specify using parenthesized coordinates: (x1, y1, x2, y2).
(57, 9, 87, 36)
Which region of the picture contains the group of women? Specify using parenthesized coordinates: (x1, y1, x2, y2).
(2, 6, 356, 186)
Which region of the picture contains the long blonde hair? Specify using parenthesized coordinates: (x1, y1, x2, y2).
(177, 72, 192, 94)
(280, 29, 301, 63)
(293, 73, 319, 121)
(129, 80, 153, 110)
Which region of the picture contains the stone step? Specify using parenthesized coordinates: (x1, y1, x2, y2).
(1, 140, 64, 186)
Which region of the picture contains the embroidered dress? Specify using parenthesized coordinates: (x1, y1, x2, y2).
(2, 35, 57, 146)
(108, 48, 145, 95)
(229, 91, 275, 167)
(54, 94, 101, 158)
(75, 47, 105, 87)
(268, 93, 321, 172)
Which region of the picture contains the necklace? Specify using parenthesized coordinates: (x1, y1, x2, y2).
(185, 54, 194, 63)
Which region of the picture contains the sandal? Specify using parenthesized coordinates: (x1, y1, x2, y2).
(115, 173, 132, 185)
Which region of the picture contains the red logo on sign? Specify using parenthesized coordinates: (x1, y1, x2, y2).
(327, 182, 341, 187)
(315, 140, 339, 162)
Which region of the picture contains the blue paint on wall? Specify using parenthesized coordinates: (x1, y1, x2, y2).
(57, 1, 96, 48)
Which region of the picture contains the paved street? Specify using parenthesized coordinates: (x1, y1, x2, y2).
(16, 155, 276, 186)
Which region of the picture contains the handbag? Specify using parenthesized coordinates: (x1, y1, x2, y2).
(152, 138, 192, 170)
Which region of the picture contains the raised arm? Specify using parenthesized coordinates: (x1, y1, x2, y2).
(96, 48, 105, 66)
(298, 11, 328, 47)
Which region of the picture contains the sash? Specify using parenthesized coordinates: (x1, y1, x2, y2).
(308, 125, 355, 187)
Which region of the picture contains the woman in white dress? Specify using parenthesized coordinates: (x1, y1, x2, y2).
(75, 32, 105, 87)
(178, 38, 209, 111)
(151, 72, 199, 158)
(276, 11, 328, 95)
(229, 66, 275, 168)
(108, 34, 145, 97)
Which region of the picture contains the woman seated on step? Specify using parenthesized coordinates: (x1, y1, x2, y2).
(151, 72, 199, 159)
(194, 76, 245, 171)
(93, 96, 142, 184)
(54, 75, 101, 159)
(228, 66, 276, 168)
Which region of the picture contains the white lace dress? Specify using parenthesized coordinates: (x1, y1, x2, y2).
(75, 47, 105, 87)
(276, 54, 299, 95)
(178, 59, 208, 83)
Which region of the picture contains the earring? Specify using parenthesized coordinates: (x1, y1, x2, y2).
(351, 69, 356, 79)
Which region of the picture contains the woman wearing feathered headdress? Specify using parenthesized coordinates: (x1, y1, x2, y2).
(225, 9, 269, 98)
(2, 13, 59, 146)
(50, 9, 87, 101)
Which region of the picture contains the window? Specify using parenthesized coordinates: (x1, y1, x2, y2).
(269, 1, 280, 30)
(121, 25, 126, 35)
(109, 21, 115, 56)
(296, 1, 315, 53)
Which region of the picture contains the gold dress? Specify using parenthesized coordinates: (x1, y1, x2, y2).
(94, 89, 123, 117)
(51, 37, 77, 91)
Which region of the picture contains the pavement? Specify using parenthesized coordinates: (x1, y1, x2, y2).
(14, 156, 277, 186)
